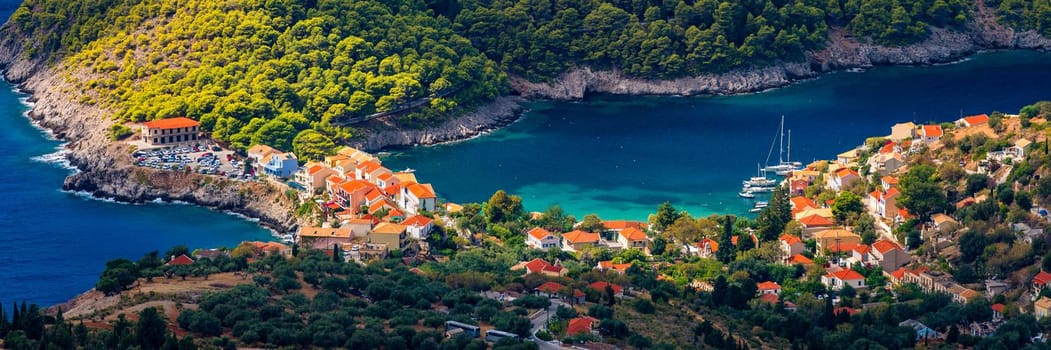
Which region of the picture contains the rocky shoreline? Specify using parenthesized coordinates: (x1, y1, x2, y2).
(510, 17, 1051, 99)
(0, 5, 1048, 237)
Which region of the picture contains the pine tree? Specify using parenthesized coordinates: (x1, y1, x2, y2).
(716, 215, 736, 263)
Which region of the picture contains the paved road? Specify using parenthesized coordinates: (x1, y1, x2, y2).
(528, 298, 567, 350)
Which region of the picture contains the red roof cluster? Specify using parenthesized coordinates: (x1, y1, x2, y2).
(566, 317, 599, 336)
(166, 254, 194, 266)
(588, 281, 623, 295)
(524, 258, 564, 274)
(1034, 271, 1051, 286)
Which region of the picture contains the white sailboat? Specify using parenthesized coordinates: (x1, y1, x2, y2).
(743, 163, 777, 187)
(764, 116, 801, 175)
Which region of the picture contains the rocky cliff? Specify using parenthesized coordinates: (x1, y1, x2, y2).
(352, 96, 524, 151)
(0, 37, 298, 233)
(511, 11, 1051, 99)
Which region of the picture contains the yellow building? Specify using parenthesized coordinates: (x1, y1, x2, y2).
(369, 222, 407, 250)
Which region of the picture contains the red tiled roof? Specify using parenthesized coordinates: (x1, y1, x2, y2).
(566, 317, 598, 336)
(757, 293, 779, 304)
(992, 303, 1005, 313)
(882, 176, 899, 185)
(1034, 271, 1051, 286)
(790, 196, 818, 210)
(779, 234, 803, 245)
(872, 240, 901, 254)
(536, 281, 565, 293)
(835, 168, 859, 179)
(885, 187, 900, 197)
(923, 125, 943, 137)
(525, 258, 560, 274)
(826, 269, 865, 281)
(588, 281, 623, 295)
(405, 183, 437, 199)
(879, 141, 897, 154)
(307, 165, 324, 175)
(166, 254, 194, 266)
(963, 114, 989, 126)
(699, 238, 719, 252)
(787, 254, 813, 265)
(143, 117, 199, 129)
(757, 281, 781, 291)
(852, 244, 871, 255)
(834, 307, 859, 316)
(619, 227, 647, 241)
(563, 230, 599, 244)
(602, 220, 644, 230)
(527, 227, 552, 240)
(402, 215, 433, 227)
(798, 214, 834, 227)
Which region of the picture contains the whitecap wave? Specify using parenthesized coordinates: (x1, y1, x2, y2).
(30, 147, 80, 173)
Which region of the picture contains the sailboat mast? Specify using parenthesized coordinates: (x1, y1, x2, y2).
(787, 129, 791, 163)
(779, 115, 785, 164)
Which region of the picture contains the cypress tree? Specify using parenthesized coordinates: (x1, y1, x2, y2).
(0, 302, 7, 337)
(11, 302, 20, 332)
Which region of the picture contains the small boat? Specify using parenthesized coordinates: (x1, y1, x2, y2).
(401, 168, 416, 173)
(754, 201, 769, 208)
(749, 207, 763, 213)
(281, 234, 295, 244)
(738, 192, 755, 198)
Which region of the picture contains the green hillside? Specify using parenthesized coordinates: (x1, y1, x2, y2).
(7, 0, 509, 153)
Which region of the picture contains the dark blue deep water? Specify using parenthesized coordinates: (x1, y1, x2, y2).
(0, 89, 275, 306)
(383, 50, 1051, 221)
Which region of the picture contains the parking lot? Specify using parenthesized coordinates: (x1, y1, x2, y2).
(132, 143, 257, 181)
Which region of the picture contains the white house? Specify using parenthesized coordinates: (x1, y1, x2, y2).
(400, 183, 437, 215)
(779, 234, 805, 257)
(526, 227, 559, 250)
(921, 125, 943, 143)
(402, 215, 434, 240)
(616, 227, 649, 251)
(829, 168, 860, 192)
(822, 269, 866, 290)
(956, 114, 989, 128)
(757, 281, 781, 295)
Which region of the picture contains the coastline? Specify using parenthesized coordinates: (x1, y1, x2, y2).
(0, 8, 1046, 237)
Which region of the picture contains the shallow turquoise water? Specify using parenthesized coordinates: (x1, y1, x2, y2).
(382, 50, 1051, 221)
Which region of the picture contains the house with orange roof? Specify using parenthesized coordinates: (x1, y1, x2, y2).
(837, 149, 859, 164)
(1036, 297, 1051, 319)
(331, 158, 357, 178)
(602, 220, 645, 232)
(247, 144, 278, 168)
(565, 317, 599, 337)
(298, 226, 353, 241)
(617, 227, 649, 251)
(354, 160, 385, 181)
(845, 244, 871, 265)
(870, 240, 910, 271)
(295, 162, 338, 191)
(374, 172, 400, 190)
(881, 176, 898, 190)
(535, 281, 566, 298)
(596, 260, 633, 274)
(402, 215, 434, 240)
(166, 254, 195, 266)
(518, 258, 567, 277)
(336, 179, 379, 210)
(367, 198, 398, 216)
(785, 254, 814, 266)
(247, 241, 291, 256)
(790, 196, 818, 211)
(369, 222, 407, 250)
(525, 227, 559, 250)
(561, 230, 600, 252)
(384, 208, 405, 222)
(141, 117, 200, 146)
(822, 269, 866, 290)
(798, 214, 834, 235)
(956, 114, 990, 128)
(779, 234, 805, 257)
(876, 188, 901, 219)
(588, 281, 624, 297)
(1033, 270, 1051, 294)
(336, 146, 377, 163)
(697, 238, 719, 258)
(757, 281, 781, 295)
(400, 182, 437, 215)
(828, 168, 861, 192)
(921, 124, 943, 143)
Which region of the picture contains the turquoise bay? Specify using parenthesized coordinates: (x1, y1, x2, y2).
(383, 50, 1051, 221)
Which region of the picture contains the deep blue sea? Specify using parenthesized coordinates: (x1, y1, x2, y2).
(0, 94, 275, 305)
(383, 50, 1051, 221)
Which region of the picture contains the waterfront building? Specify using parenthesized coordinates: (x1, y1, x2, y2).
(141, 117, 200, 146)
